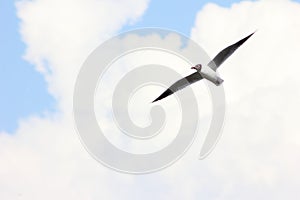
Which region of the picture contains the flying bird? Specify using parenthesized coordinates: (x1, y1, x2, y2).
(152, 32, 255, 103)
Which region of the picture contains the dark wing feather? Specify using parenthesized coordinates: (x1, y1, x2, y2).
(208, 31, 255, 71)
(152, 72, 202, 103)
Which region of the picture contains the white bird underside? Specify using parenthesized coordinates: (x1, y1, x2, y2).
(199, 65, 224, 86)
(152, 31, 255, 103)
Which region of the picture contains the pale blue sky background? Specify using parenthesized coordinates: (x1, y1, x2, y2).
(0, 0, 55, 133)
(0, 0, 297, 133)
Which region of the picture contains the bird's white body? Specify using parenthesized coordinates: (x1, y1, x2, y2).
(198, 65, 224, 86)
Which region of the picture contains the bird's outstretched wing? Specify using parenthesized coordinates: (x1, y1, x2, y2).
(208, 31, 255, 71)
(152, 72, 202, 103)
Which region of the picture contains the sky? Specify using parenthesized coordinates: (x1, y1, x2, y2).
(1, 0, 245, 133)
(1, 0, 300, 199)
(0, 0, 55, 133)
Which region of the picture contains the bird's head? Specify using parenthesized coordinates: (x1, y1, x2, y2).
(191, 64, 202, 71)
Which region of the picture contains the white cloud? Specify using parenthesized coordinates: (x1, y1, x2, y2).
(189, 0, 300, 199)
(17, 0, 149, 112)
(2, 0, 150, 199)
(1, 0, 300, 199)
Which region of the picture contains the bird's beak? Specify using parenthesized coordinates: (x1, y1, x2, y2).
(191, 67, 196, 70)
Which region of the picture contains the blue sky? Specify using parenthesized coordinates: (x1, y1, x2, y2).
(1, 0, 300, 198)
(1, 0, 297, 133)
(122, 0, 243, 34)
(0, 1, 55, 132)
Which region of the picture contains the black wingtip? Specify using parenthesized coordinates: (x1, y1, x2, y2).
(151, 97, 160, 103)
(151, 95, 160, 103)
(244, 30, 256, 41)
(151, 89, 174, 103)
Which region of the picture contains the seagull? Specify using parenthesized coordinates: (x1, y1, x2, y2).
(152, 32, 255, 103)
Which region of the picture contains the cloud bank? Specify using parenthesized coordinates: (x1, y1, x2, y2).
(1, 0, 300, 199)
